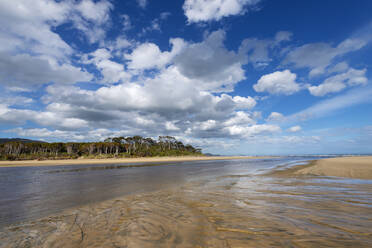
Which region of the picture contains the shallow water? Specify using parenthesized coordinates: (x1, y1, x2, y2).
(1, 157, 372, 247)
(0, 157, 296, 228)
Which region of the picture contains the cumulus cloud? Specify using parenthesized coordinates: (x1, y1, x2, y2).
(232, 96, 256, 109)
(125, 38, 186, 70)
(308, 68, 367, 96)
(224, 124, 280, 138)
(0, 52, 92, 87)
(183, 0, 261, 23)
(0, 103, 88, 130)
(287, 125, 301, 132)
(83, 48, 130, 84)
(0, 0, 112, 56)
(71, 0, 113, 43)
(224, 111, 256, 126)
(253, 70, 301, 95)
(0, 24, 287, 144)
(0, 0, 113, 88)
(266, 112, 284, 122)
(174, 30, 245, 92)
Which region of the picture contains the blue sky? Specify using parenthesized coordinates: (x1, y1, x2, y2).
(0, 0, 372, 155)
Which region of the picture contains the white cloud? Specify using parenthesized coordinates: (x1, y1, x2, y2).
(183, 0, 261, 23)
(232, 96, 256, 109)
(125, 38, 186, 70)
(0, 96, 33, 106)
(165, 121, 180, 131)
(308, 81, 346, 97)
(0, 0, 113, 56)
(0, 0, 72, 58)
(125, 30, 247, 93)
(253, 70, 301, 95)
(0, 104, 88, 130)
(224, 124, 280, 138)
(224, 111, 256, 126)
(34, 64, 261, 140)
(0, 0, 113, 88)
(266, 112, 284, 122)
(174, 30, 245, 92)
(308, 68, 367, 96)
(327, 62, 349, 74)
(82, 48, 130, 84)
(0, 52, 92, 87)
(199, 120, 218, 130)
(283, 27, 371, 77)
(1, 28, 277, 142)
(103, 36, 133, 56)
(287, 125, 301, 133)
(75, 0, 112, 24)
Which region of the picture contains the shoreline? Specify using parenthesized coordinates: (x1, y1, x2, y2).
(0, 155, 268, 168)
(271, 156, 372, 179)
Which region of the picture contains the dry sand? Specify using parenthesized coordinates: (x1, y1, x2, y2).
(0, 156, 264, 168)
(294, 156, 372, 179)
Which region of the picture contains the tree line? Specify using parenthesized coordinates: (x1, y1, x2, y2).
(0, 136, 202, 160)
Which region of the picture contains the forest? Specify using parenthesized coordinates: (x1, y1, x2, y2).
(0, 136, 202, 160)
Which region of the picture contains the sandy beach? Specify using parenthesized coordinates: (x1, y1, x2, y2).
(294, 156, 372, 179)
(0, 156, 265, 168)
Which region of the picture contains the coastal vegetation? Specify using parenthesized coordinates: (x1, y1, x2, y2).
(0, 136, 202, 161)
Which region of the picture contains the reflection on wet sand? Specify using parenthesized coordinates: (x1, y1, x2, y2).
(1, 171, 371, 248)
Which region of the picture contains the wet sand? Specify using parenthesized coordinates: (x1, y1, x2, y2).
(1, 176, 371, 247)
(0, 156, 262, 168)
(1, 157, 372, 247)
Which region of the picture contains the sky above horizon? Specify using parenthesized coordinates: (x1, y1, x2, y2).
(0, 0, 372, 155)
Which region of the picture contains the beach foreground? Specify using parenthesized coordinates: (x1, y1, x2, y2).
(1, 157, 371, 247)
(0, 156, 262, 168)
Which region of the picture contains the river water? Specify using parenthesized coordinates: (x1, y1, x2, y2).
(1, 157, 371, 247)
(0, 157, 299, 227)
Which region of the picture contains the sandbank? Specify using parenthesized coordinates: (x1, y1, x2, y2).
(0, 155, 265, 168)
(293, 156, 372, 179)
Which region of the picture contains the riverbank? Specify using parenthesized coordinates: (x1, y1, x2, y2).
(0, 155, 266, 168)
(271, 156, 372, 179)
